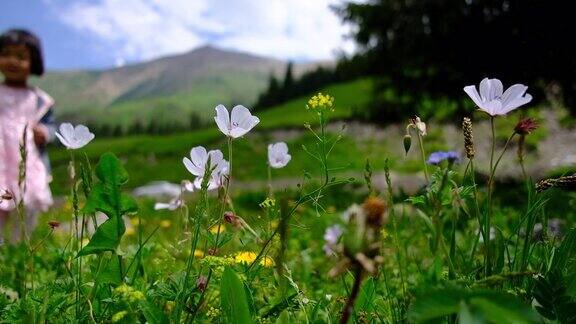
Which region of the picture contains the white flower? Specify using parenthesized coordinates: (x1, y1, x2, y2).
(414, 116, 427, 136)
(463, 78, 532, 116)
(154, 198, 183, 211)
(268, 142, 292, 169)
(182, 146, 229, 190)
(55, 123, 95, 149)
(214, 104, 260, 138)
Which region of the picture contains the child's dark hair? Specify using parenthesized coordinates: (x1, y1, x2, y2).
(0, 29, 44, 76)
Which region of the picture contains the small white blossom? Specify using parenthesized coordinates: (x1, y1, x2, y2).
(463, 78, 532, 116)
(268, 142, 291, 169)
(414, 116, 427, 136)
(55, 123, 95, 149)
(183, 146, 229, 190)
(214, 104, 259, 138)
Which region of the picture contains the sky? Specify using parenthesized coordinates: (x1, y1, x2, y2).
(0, 0, 358, 71)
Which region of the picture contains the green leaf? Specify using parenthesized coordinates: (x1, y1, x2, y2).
(95, 152, 129, 186)
(533, 270, 576, 322)
(409, 288, 465, 321)
(95, 255, 122, 285)
(551, 227, 576, 271)
(140, 300, 169, 324)
(221, 267, 254, 324)
(355, 277, 376, 314)
(78, 153, 137, 257)
(275, 310, 290, 324)
(469, 291, 540, 324)
(78, 218, 125, 256)
(409, 288, 539, 323)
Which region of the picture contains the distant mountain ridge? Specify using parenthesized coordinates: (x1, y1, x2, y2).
(33, 45, 326, 126)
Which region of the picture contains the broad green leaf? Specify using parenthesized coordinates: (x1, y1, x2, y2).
(221, 267, 254, 324)
(409, 288, 539, 323)
(140, 300, 169, 324)
(95, 152, 129, 186)
(408, 288, 465, 321)
(95, 255, 122, 285)
(78, 153, 137, 257)
(275, 310, 290, 324)
(78, 217, 125, 256)
(469, 291, 540, 324)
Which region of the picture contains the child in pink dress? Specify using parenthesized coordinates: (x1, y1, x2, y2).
(0, 29, 54, 243)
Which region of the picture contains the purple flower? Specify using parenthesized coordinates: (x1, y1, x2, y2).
(427, 151, 460, 165)
(323, 225, 343, 255)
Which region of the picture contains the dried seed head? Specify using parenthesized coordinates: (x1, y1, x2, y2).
(514, 118, 538, 135)
(536, 175, 576, 192)
(462, 117, 475, 159)
(362, 196, 387, 228)
(48, 220, 61, 229)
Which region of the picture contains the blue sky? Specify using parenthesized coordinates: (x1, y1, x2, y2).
(0, 0, 356, 71)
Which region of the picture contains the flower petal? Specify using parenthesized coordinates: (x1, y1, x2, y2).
(190, 146, 208, 170)
(488, 78, 503, 100)
(183, 157, 203, 177)
(214, 104, 230, 136)
(55, 132, 71, 148)
(501, 84, 530, 110)
(479, 78, 491, 102)
(500, 94, 533, 115)
(463, 85, 484, 109)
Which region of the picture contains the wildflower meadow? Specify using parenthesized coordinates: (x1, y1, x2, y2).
(0, 75, 575, 323)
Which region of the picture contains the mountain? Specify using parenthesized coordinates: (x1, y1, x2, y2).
(33, 45, 326, 127)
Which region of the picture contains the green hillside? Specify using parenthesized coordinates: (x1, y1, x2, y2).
(48, 78, 375, 194)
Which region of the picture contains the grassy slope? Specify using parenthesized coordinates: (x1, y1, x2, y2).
(48, 79, 374, 194)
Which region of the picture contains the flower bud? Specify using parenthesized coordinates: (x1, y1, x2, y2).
(403, 134, 412, 156)
(223, 211, 243, 229)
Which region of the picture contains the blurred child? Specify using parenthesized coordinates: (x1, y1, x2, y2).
(0, 29, 54, 243)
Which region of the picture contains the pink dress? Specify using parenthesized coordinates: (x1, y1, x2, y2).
(0, 84, 53, 212)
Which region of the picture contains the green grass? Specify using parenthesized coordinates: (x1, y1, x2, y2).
(48, 79, 376, 194)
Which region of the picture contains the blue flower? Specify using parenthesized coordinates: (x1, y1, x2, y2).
(427, 151, 460, 165)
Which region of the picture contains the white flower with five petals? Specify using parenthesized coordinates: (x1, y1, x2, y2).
(182, 146, 229, 190)
(463, 78, 532, 116)
(214, 105, 260, 138)
(267, 142, 291, 169)
(55, 123, 95, 149)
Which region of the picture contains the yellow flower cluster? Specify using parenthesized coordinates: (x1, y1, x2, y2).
(206, 306, 221, 318)
(234, 251, 275, 267)
(114, 284, 145, 303)
(259, 197, 276, 208)
(112, 311, 128, 323)
(307, 92, 334, 111)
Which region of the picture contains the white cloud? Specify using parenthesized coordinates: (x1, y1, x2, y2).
(55, 0, 357, 62)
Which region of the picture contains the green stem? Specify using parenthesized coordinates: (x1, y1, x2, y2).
(417, 132, 429, 183)
(485, 117, 496, 277)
